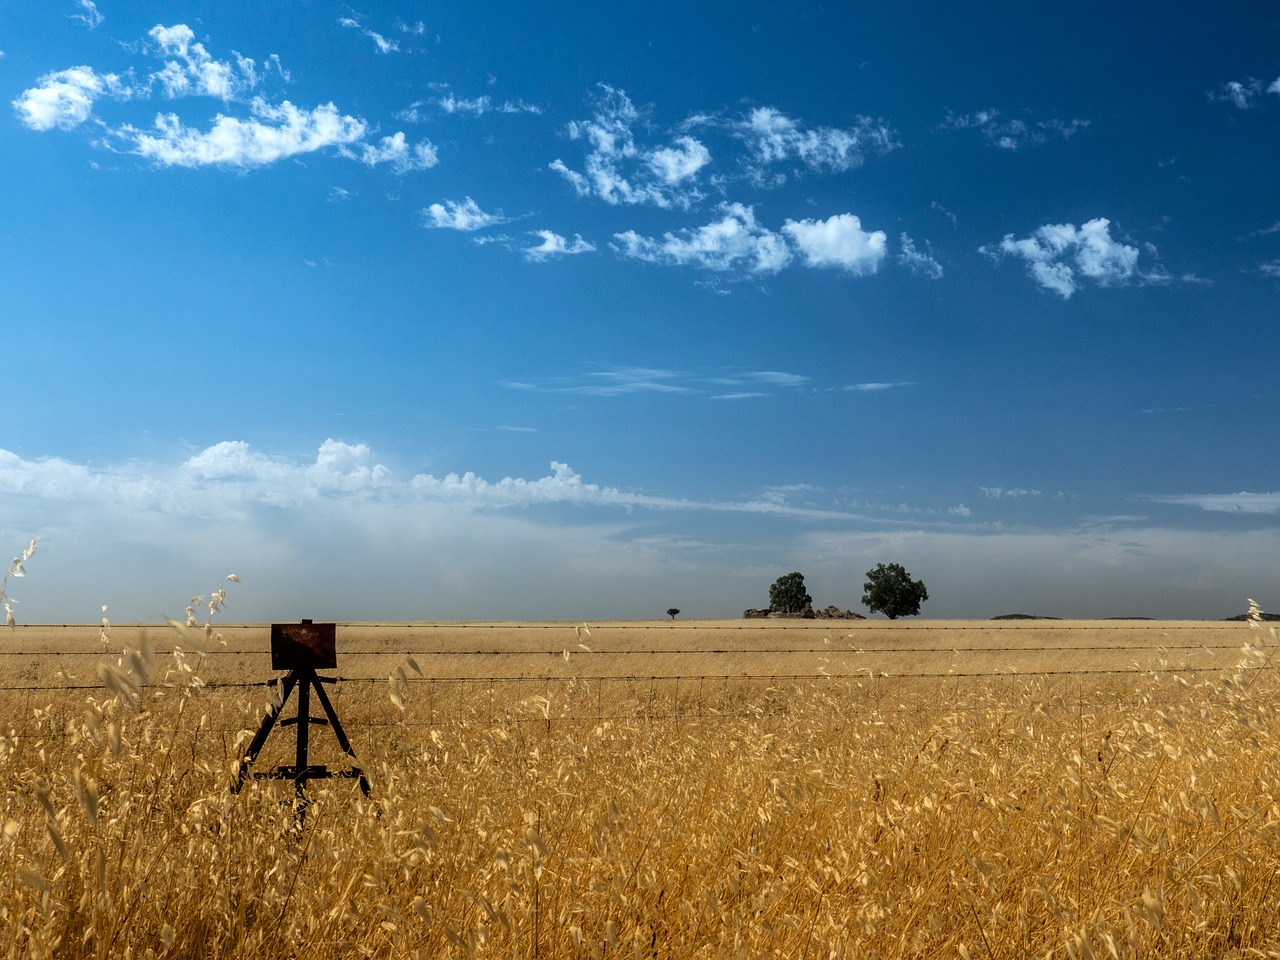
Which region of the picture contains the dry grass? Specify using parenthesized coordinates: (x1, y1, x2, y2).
(1, 617, 1279, 957)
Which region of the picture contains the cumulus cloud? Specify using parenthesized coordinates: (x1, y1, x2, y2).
(147, 24, 265, 100)
(524, 230, 595, 261)
(423, 197, 510, 231)
(1210, 79, 1265, 109)
(15, 23, 429, 174)
(898, 233, 943, 279)
(939, 109, 1089, 149)
(550, 85, 710, 208)
(4, 441, 1279, 621)
(647, 136, 712, 184)
(342, 131, 438, 173)
(782, 214, 887, 274)
(615, 206, 891, 278)
(12, 66, 133, 131)
(123, 98, 369, 169)
(614, 203, 791, 274)
(736, 106, 895, 180)
(982, 217, 1161, 298)
(0, 440, 862, 522)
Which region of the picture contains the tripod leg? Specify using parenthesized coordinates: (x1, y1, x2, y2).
(231, 674, 297, 793)
(313, 679, 371, 796)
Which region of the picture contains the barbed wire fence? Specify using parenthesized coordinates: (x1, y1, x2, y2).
(0, 648, 1253, 742)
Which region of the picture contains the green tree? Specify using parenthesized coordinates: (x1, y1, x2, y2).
(666, 608, 680, 620)
(769, 571, 812, 614)
(862, 563, 928, 619)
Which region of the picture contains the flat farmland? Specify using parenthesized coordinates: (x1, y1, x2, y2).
(0, 617, 1254, 686)
(3, 617, 1279, 958)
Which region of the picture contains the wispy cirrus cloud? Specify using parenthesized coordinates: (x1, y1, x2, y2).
(981, 217, 1169, 298)
(898, 233, 943, 279)
(1150, 492, 1280, 514)
(981, 486, 1042, 499)
(338, 17, 399, 54)
(70, 0, 104, 30)
(843, 381, 913, 392)
(939, 108, 1089, 149)
(508, 367, 812, 398)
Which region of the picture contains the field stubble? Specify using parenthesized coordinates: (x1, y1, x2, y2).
(1, 618, 1279, 958)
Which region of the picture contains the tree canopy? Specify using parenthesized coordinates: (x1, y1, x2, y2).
(861, 563, 928, 619)
(769, 571, 812, 614)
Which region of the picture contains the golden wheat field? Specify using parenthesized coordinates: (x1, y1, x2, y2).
(2, 616, 1279, 958)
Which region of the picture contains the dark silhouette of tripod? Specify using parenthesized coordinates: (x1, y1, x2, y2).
(231, 664, 370, 805)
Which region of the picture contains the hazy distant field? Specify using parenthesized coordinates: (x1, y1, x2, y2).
(2, 617, 1251, 685)
(3, 617, 1277, 957)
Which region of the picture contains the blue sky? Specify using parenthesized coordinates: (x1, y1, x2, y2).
(2, 1, 1279, 622)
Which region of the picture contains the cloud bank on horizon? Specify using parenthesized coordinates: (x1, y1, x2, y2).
(3, 2, 1279, 621)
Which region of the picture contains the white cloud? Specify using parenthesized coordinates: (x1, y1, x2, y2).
(70, 0, 104, 30)
(147, 24, 263, 100)
(423, 197, 510, 231)
(513, 368, 811, 397)
(983, 217, 1150, 298)
(524, 230, 595, 261)
(614, 203, 791, 274)
(1211, 79, 1264, 109)
(436, 94, 490, 115)
(898, 233, 943, 279)
(981, 487, 1042, 499)
(12, 66, 132, 131)
(427, 94, 542, 117)
(736, 106, 895, 179)
(123, 98, 368, 168)
(343, 131, 438, 173)
(939, 109, 1089, 149)
(714, 371, 809, 388)
(338, 17, 399, 54)
(1260, 259, 1280, 279)
(510, 368, 693, 397)
(782, 213, 887, 274)
(1150, 492, 1280, 514)
(844, 382, 912, 392)
(550, 85, 709, 208)
(647, 136, 711, 184)
(15, 23, 421, 175)
(5, 442, 1280, 621)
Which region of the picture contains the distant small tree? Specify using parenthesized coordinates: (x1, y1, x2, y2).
(862, 563, 928, 619)
(666, 608, 680, 620)
(769, 572, 811, 614)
